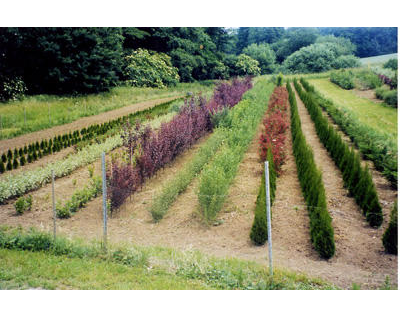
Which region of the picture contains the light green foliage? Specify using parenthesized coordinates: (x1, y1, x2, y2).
(14, 195, 32, 215)
(383, 58, 398, 70)
(123, 48, 180, 88)
(0, 227, 337, 290)
(235, 54, 261, 76)
(331, 55, 361, 69)
(330, 70, 355, 89)
(243, 43, 276, 74)
(316, 35, 356, 56)
(150, 132, 225, 221)
(56, 176, 102, 219)
(283, 43, 360, 74)
(197, 79, 274, 222)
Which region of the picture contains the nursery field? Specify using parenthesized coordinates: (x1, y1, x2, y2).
(0, 76, 397, 290)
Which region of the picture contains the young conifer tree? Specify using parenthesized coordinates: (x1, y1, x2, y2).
(382, 201, 398, 254)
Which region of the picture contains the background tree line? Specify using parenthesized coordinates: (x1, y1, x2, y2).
(0, 27, 397, 101)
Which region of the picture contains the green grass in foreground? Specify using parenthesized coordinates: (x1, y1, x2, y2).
(309, 78, 397, 138)
(0, 81, 215, 140)
(0, 227, 337, 290)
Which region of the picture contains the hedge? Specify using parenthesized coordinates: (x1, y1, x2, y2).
(287, 81, 335, 259)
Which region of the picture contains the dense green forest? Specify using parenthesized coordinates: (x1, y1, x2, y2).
(0, 27, 397, 101)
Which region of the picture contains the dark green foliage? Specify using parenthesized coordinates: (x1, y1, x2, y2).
(12, 158, 19, 169)
(19, 155, 26, 166)
(318, 27, 397, 58)
(13, 148, 18, 158)
(296, 78, 383, 227)
(0, 27, 124, 95)
(250, 168, 268, 245)
(32, 151, 37, 161)
(383, 58, 398, 71)
(1, 153, 6, 163)
(18, 148, 23, 156)
(7, 149, 12, 159)
(6, 160, 12, 171)
(287, 81, 335, 259)
(0, 161, 4, 173)
(23, 146, 27, 154)
(382, 201, 398, 255)
(27, 154, 32, 163)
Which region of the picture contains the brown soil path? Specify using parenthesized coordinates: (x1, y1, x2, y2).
(290, 84, 397, 287)
(0, 96, 181, 153)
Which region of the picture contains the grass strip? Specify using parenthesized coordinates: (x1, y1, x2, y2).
(0, 226, 337, 290)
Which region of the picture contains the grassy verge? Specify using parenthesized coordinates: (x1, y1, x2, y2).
(308, 78, 397, 137)
(0, 81, 216, 140)
(0, 226, 337, 290)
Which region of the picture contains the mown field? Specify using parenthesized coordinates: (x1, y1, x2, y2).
(0, 72, 397, 290)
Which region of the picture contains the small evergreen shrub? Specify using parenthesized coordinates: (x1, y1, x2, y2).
(383, 59, 398, 71)
(0, 161, 5, 173)
(382, 201, 398, 255)
(14, 195, 32, 215)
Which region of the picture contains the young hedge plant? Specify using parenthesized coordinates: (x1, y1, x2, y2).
(382, 201, 398, 255)
(250, 149, 276, 245)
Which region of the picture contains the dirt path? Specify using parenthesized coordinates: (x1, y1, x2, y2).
(0, 96, 180, 153)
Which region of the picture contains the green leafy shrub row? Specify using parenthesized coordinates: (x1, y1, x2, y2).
(330, 70, 355, 89)
(296, 79, 383, 227)
(382, 201, 398, 255)
(330, 69, 382, 90)
(0, 98, 181, 175)
(383, 58, 398, 71)
(375, 86, 398, 107)
(197, 79, 275, 223)
(150, 132, 225, 221)
(287, 81, 335, 259)
(56, 176, 102, 219)
(300, 79, 397, 188)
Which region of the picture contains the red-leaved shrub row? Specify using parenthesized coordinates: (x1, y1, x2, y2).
(107, 77, 253, 212)
(259, 86, 289, 173)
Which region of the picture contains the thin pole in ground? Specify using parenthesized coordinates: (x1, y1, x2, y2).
(102, 152, 108, 252)
(51, 169, 56, 239)
(265, 161, 273, 276)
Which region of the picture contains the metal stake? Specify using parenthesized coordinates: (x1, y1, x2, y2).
(51, 169, 56, 239)
(102, 152, 108, 251)
(265, 161, 273, 276)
